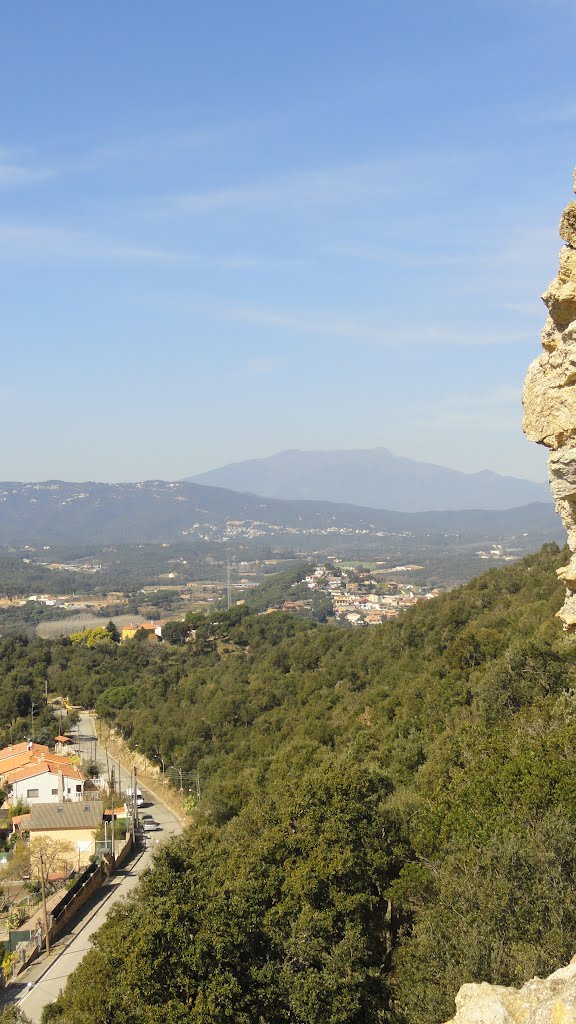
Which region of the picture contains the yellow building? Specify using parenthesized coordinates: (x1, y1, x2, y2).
(28, 801, 104, 871)
(121, 623, 140, 640)
(121, 621, 164, 641)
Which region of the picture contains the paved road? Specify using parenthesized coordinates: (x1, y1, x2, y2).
(12, 714, 183, 1023)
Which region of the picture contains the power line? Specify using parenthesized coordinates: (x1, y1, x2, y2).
(166, 768, 201, 801)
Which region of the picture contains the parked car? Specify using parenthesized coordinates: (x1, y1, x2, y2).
(140, 817, 161, 831)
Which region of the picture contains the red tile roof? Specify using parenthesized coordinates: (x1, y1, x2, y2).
(0, 742, 49, 761)
(6, 762, 85, 784)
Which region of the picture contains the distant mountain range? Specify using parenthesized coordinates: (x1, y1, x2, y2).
(188, 448, 550, 512)
(0, 480, 562, 548)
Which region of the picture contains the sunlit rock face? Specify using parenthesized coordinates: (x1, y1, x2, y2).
(444, 957, 576, 1024)
(523, 170, 576, 629)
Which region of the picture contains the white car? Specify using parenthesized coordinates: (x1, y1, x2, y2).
(140, 818, 161, 832)
(126, 787, 144, 807)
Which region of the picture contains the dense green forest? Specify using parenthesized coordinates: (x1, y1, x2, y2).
(2, 544, 574, 1022)
(238, 561, 332, 621)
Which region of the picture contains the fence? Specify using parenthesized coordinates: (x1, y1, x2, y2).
(8, 930, 33, 953)
(5, 834, 134, 983)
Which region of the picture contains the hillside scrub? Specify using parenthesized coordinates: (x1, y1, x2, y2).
(14, 543, 576, 1022)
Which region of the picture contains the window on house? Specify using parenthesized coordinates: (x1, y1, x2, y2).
(51, 789, 58, 796)
(76, 785, 82, 793)
(26, 789, 39, 799)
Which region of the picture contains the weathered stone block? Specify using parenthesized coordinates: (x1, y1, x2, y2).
(560, 200, 576, 248)
(549, 448, 576, 500)
(542, 279, 576, 329)
(542, 315, 563, 351)
(522, 356, 576, 446)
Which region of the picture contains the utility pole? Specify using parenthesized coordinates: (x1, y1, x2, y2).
(134, 767, 139, 831)
(226, 563, 232, 610)
(39, 853, 50, 957)
(129, 769, 135, 842)
(31, 702, 36, 741)
(110, 768, 116, 859)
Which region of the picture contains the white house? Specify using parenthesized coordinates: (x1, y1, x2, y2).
(5, 762, 85, 805)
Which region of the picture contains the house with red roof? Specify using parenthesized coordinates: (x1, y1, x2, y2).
(4, 761, 85, 805)
(0, 742, 50, 763)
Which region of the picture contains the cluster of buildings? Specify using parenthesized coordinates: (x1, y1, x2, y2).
(0, 740, 114, 875)
(0, 591, 122, 614)
(294, 565, 443, 625)
(475, 544, 520, 561)
(180, 518, 410, 542)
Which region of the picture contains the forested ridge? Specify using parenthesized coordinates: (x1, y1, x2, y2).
(6, 544, 576, 1023)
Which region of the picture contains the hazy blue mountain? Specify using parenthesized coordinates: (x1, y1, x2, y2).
(188, 448, 550, 512)
(0, 480, 561, 548)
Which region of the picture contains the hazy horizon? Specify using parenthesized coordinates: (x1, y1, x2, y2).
(0, 445, 548, 486)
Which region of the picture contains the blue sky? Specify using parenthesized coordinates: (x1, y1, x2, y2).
(1, 0, 575, 483)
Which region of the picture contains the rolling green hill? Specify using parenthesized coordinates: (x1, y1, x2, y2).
(14, 542, 576, 1024)
(0, 480, 561, 548)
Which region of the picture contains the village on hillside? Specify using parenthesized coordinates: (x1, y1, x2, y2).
(279, 564, 445, 625)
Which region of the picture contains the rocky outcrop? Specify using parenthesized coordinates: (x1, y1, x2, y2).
(523, 170, 576, 628)
(444, 957, 576, 1024)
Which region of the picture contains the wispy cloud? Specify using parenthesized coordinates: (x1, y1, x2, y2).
(161, 155, 465, 216)
(0, 222, 304, 271)
(0, 130, 219, 190)
(498, 301, 544, 316)
(443, 385, 522, 410)
(216, 305, 531, 347)
(326, 243, 468, 268)
(49, 130, 218, 177)
(412, 386, 526, 434)
(0, 224, 183, 263)
(0, 149, 53, 188)
(524, 104, 576, 124)
(239, 357, 283, 378)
